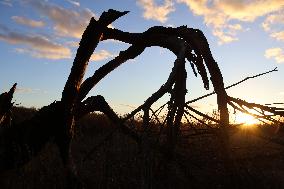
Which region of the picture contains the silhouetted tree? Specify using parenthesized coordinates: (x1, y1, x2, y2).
(2, 9, 281, 189)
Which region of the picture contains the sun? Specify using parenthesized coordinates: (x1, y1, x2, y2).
(234, 112, 259, 126)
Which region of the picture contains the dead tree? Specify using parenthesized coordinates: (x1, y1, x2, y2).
(1, 8, 266, 188)
(0, 9, 131, 185)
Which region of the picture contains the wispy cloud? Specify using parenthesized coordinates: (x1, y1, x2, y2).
(26, 0, 96, 38)
(177, 0, 284, 44)
(0, 28, 71, 59)
(66, 41, 79, 47)
(90, 50, 116, 61)
(137, 0, 175, 23)
(15, 47, 71, 60)
(0, 0, 12, 7)
(66, 0, 80, 7)
(16, 87, 47, 94)
(12, 16, 45, 28)
(0, 1, 116, 60)
(265, 48, 284, 64)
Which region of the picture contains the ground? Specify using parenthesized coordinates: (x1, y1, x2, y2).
(1, 110, 284, 189)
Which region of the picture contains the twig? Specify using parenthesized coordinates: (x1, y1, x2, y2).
(186, 67, 278, 105)
(185, 104, 220, 123)
(184, 109, 213, 129)
(228, 99, 281, 123)
(228, 96, 284, 116)
(122, 42, 187, 122)
(265, 103, 284, 106)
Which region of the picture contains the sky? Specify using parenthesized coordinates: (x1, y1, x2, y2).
(0, 0, 284, 116)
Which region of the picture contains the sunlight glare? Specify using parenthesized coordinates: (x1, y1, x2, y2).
(235, 112, 259, 126)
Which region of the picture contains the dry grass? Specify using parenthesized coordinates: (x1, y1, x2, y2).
(1, 107, 284, 188)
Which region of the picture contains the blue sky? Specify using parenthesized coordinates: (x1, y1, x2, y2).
(0, 0, 284, 115)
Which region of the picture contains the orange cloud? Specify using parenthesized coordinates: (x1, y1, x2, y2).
(12, 16, 45, 28)
(177, 0, 284, 44)
(137, 0, 175, 23)
(0, 29, 71, 59)
(90, 50, 115, 61)
(15, 47, 71, 60)
(216, 0, 284, 21)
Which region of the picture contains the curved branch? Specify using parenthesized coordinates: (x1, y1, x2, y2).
(101, 26, 229, 126)
(78, 44, 145, 101)
(123, 41, 187, 121)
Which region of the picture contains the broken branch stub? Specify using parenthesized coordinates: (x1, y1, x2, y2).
(0, 83, 16, 126)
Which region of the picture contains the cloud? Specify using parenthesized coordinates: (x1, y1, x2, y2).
(26, 0, 96, 38)
(177, 0, 284, 44)
(0, 29, 71, 59)
(0, 0, 12, 7)
(212, 29, 239, 44)
(262, 13, 284, 32)
(16, 87, 47, 94)
(90, 50, 115, 61)
(265, 48, 284, 63)
(215, 0, 284, 21)
(15, 47, 71, 60)
(66, 0, 80, 7)
(137, 0, 175, 23)
(12, 16, 45, 28)
(262, 12, 284, 42)
(271, 31, 284, 41)
(118, 103, 137, 109)
(66, 41, 79, 47)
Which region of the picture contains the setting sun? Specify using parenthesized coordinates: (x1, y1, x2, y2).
(235, 112, 259, 126)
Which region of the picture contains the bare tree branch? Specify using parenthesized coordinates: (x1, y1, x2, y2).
(78, 44, 145, 101)
(186, 67, 278, 105)
(185, 104, 220, 124)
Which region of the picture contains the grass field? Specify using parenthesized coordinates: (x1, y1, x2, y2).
(1, 107, 284, 189)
